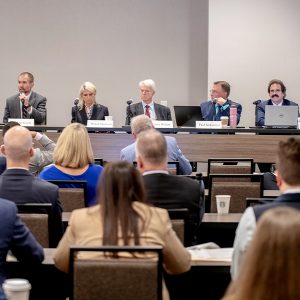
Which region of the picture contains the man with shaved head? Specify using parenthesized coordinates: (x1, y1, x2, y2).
(0, 126, 63, 247)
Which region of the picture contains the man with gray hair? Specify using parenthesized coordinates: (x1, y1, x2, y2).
(125, 79, 172, 125)
(120, 114, 192, 175)
(136, 128, 205, 245)
(0, 126, 63, 247)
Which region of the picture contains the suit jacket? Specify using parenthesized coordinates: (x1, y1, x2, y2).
(0, 198, 44, 288)
(255, 99, 299, 126)
(3, 91, 47, 124)
(200, 99, 242, 125)
(125, 102, 172, 125)
(143, 173, 205, 245)
(120, 136, 192, 175)
(71, 103, 109, 125)
(54, 202, 191, 276)
(29, 133, 56, 176)
(0, 169, 64, 247)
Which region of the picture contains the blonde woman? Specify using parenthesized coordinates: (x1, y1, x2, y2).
(39, 123, 103, 206)
(71, 81, 109, 125)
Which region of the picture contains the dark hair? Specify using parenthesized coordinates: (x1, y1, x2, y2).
(214, 81, 231, 97)
(2, 121, 20, 137)
(98, 161, 146, 246)
(19, 72, 34, 83)
(276, 137, 300, 185)
(267, 79, 286, 97)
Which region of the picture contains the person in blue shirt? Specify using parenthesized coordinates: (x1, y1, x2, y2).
(200, 81, 242, 125)
(39, 123, 103, 206)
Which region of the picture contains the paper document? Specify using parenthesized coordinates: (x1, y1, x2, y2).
(188, 248, 233, 262)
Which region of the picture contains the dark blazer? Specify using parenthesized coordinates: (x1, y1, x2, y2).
(0, 157, 6, 175)
(143, 173, 205, 245)
(0, 169, 64, 247)
(0, 198, 44, 289)
(71, 103, 109, 125)
(3, 91, 47, 124)
(200, 99, 242, 125)
(125, 102, 172, 125)
(253, 192, 300, 221)
(255, 99, 299, 126)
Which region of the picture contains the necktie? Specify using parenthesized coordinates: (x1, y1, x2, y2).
(22, 105, 29, 119)
(145, 105, 151, 118)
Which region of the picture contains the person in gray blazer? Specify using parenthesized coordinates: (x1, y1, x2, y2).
(0, 125, 63, 247)
(121, 114, 192, 175)
(71, 81, 109, 125)
(3, 72, 47, 125)
(125, 79, 172, 125)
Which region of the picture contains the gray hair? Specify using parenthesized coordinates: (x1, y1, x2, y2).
(139, 79, 156, 93)
(131, 115, 153, 135)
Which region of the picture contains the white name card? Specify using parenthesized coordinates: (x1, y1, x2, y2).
(152, 120, 173, 128)
(196, 121, 222, 129)
(8, 118, 34, 126)
(87, 120, 114, 128)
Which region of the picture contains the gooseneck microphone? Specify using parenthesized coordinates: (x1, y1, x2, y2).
(74, 98, 79, 105)
(253, 100, 262, 105)
(126, 99, 134, 125)
(74, 98, 79, 123)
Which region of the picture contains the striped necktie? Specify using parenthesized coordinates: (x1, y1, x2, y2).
(145, 105, 151, 118)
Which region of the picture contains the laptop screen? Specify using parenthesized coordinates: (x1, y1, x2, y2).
(264, 105, 299, 128)
(173, 106, 203, 127)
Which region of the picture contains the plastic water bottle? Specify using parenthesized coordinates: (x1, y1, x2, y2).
(230, 104, 237, 128)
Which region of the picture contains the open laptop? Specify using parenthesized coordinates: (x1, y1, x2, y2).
(264, 105, 299, 128)
(174, 106, 203, 127)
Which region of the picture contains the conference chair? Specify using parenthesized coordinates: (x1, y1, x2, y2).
(208, 174, 264, 213)
(16, 203, 53, 247)
(47, 180, 87, 212)
(69, 245, 163, 300)
(207, 158, 255, 177)
(167, 208, 189, 246)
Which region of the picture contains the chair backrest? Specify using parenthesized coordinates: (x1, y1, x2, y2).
(208, 174, 264, 213)
(246, 197, 276, 208)
(133, 161, 179, 175)
(94, 158, 104, 166)
(47, 180, 87, 212)
(69, 245, 163, 300)
(207, 158, 255, 177)
(16, 203, 53, 247)
(167, 208, 188, 246)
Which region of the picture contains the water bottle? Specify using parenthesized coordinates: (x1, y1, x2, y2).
(230, 103, 237, 128)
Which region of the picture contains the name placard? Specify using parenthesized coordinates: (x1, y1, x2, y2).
(196, 121, 222, 129)
(87, 120, 114, 128)
(8, 118, 34, 126)
(152, 120, 173, 128)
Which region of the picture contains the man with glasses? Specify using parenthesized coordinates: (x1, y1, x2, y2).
(125, 79, 172, 125)
(200, 80, 242, 125)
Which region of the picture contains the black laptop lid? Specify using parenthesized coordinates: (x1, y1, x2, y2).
(174, 106, 203, 127)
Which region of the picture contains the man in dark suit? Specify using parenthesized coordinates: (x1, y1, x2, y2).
(200, 80, 242, 125)
(3, 72, 47, 125)
(255, 79, 298, 127)
(0, 198, 44, 298)
(125, 79, 172, 125)
(231, 137, 300, 279)
(136, 128, 205, 245)
(0, 126, 63, 247)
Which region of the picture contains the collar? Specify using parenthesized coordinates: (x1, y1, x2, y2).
(142, 101, 154, 109)
(143, 170, 168, 176)
(283, 187, 300, 194)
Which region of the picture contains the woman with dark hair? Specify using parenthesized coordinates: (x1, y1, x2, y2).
(223, 206, 300, 300)
(54, 161, 190, 299)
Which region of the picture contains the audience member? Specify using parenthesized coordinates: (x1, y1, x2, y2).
(255, 79, 298, 127)
(136, 128, 205, 245)
(0, 126, 63, 247)
(0, 121, 56, 176)
(3, 72, 47, 124)
(125, 79, 172, 125)
(71, 81, 109, 125)
(121, 114, 192, 175)
(200, 81, 242, 125)
(0, 199, 44, 299)
(54, 160, 191, 300)
(231, 137, 300, 279)
(223, 207, 300, 300)
(39, 123, 103, 206)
